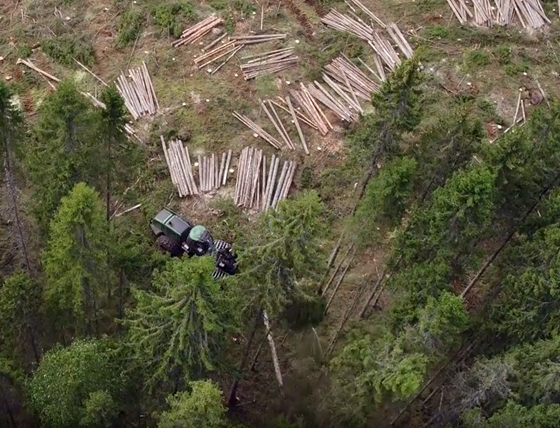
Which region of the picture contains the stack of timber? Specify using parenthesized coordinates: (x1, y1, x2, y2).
(233, 111, 283, 149)
(446, 0, 550, 28)
(324, 55, 380, 100)
(172, 15, 223, 47)
(115, 63, 159, 120)
(194, 40, 244, 74)
(235, 147, 297, 211)
(288, 85, 332, 136)
(197, 150, 233, 192)
(231, 33, 287, 45)
(321, 8, 413, 72)
(161, 137, 199, 197)
(240, 47, 298, 80)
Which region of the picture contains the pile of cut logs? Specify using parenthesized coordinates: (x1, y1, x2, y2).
(194, 40, 245, 74)
(231, 33, 287, 45)
(172, 15, 223, 47)
(115, 63, 159, 120)
(235, 147, 297, 211)
(446, 0, 550, 28)
(321, 8, 413, 73)
(233, 96, 310, 154)
(161, 137, 198, 197)
(197, 150, 233, 192)
(240, 47, 298, 80)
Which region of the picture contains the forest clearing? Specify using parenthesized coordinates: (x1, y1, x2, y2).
(2, 0, 560, 427)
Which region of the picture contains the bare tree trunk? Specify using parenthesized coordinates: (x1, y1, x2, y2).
(4, 152, 31, 273)
(228, 310, 261, 407)
(262, 310, 283, 387)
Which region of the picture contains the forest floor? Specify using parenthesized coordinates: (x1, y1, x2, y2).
(2, 0, 560, 425)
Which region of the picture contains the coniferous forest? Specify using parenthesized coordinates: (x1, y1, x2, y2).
(3, 7, 560, 428)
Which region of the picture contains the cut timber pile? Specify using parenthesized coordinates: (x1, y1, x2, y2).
(161, 137, 199, 197)
(172, 15, 223, 47)
(321, 8, 413, 73)
(197, 150, 233, 192)
(446, 0, 550, 28)
(194, 40, 244, 74)
(115, 63, 159, 120)
(324, 55, 380, 100)
(289, 85, 332, 136)
(240, 47, 298, 80)
(235, 147, 297, 211)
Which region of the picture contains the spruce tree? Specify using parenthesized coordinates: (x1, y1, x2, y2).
(125, 256, 236, 391)
(27, 80, 101, 233)
(43, 182, 111, 337)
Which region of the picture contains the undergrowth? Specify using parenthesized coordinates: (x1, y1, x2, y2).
(41, 35, 95, 66)
(151, 2, 196, 38)
(116, 10, 145, 48)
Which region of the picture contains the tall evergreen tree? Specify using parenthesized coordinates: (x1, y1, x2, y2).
(27, 80, 101, 233)
(125, 256, 236, 391)
(43, 183, 111, 337)
(98, 85, 140, 221)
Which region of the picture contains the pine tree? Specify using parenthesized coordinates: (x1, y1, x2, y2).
(26, 80, 101, 233)
(98, 85, 140, 221)
(157, 380, 227, 428)
(43, 183, 111, 337)
(125, 256, 236, 391)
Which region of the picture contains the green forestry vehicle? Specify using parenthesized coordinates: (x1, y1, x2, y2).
(150, 207, 237, 279)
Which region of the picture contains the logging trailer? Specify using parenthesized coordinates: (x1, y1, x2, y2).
(150, 207, 238, 279)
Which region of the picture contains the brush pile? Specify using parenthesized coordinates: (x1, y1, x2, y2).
(321, 7, 413, 73)
(235, 147, 297, 211)
(197, 150, 233, 192)
(115, 63, 159, 120)
(172, 15, 223, 47)
(446, 0, 550, 28)
(161, 137, 198, 197)
(240, 47, 298, 80)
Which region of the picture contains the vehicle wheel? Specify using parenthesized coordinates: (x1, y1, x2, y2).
(155, 235, 183, 257)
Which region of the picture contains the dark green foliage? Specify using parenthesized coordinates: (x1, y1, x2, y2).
(27, 338, 123, 428)
(462, 403, 560, 428)
(281, 295, 326, 331)
(41, 35, 95, 67)
(349, 58, 422, 168)
(0, 272, 41, 362)
(116, 10, 145, 48)
(152, 2, 196, 38)
(157, 380, 227, 428)
(352, 156, 417, 246)
(235, 191, 325, 318)
(43, 183, 111, 336)
(233, 0, 256, 15)
(125, 256, 237, 390)
(27, 80, 101, 233)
